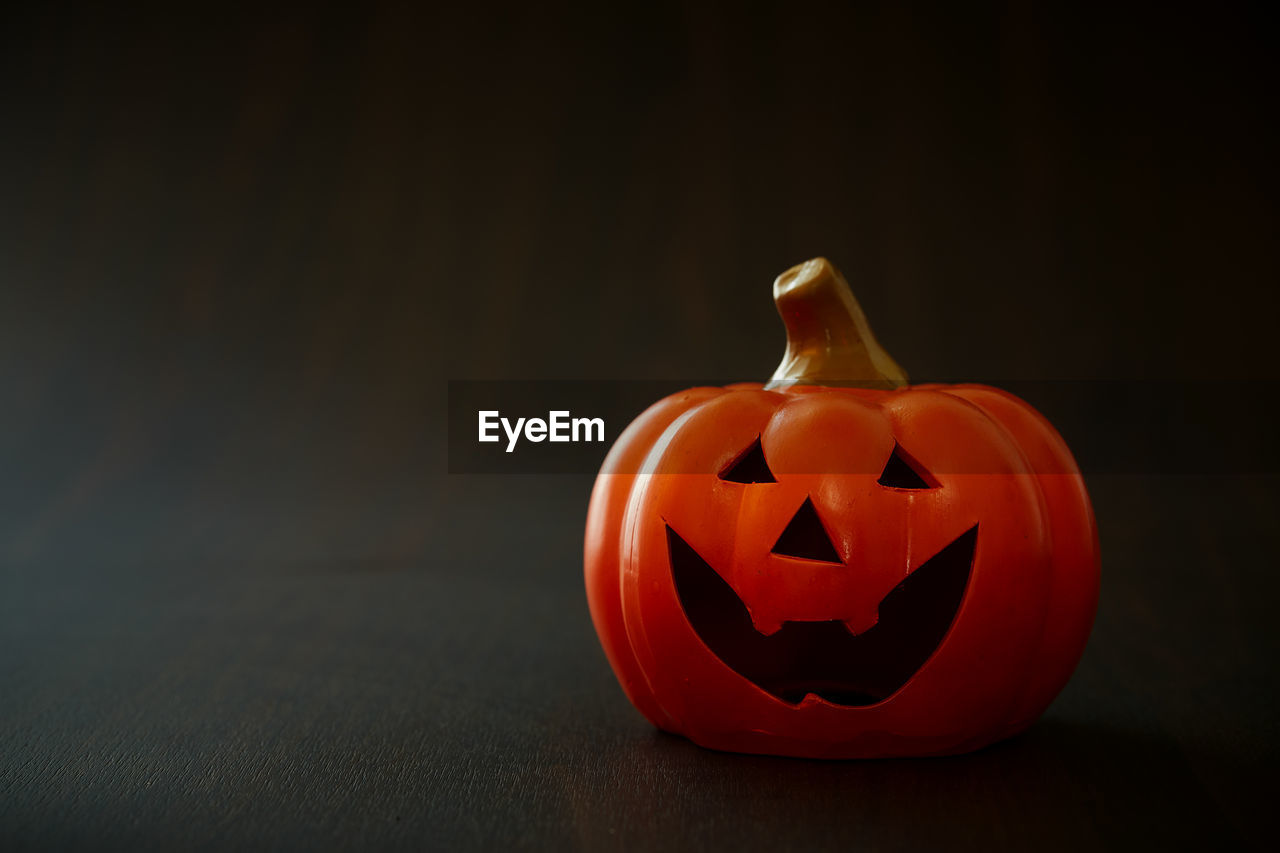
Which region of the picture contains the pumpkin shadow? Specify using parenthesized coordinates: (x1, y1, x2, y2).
(555, 717, 1253, 851)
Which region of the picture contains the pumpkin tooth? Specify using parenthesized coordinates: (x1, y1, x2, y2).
(750, 614, 784, 637)
(843, 616, 879, 637)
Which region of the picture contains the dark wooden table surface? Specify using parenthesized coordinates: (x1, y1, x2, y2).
(2, 2, 1276, 849)
(4, 472, 1276, 850)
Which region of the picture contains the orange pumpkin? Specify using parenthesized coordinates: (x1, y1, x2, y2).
(584, 258, 1099, 758)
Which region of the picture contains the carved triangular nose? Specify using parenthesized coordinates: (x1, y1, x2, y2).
(771, 497, 842, 563)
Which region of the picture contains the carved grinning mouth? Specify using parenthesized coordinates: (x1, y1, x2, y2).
(667, 523, 978, 706)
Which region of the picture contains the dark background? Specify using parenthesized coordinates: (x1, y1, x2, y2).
(2, 2, 1276, 849)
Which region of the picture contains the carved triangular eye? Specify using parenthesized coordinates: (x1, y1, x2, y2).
(718, 437, 776, 484)
(877, 444, 934, 490)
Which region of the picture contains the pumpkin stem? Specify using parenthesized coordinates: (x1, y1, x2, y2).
(765, 257, 909, 390)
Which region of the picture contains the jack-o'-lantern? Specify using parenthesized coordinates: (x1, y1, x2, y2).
(584, 258, 1100, 758)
